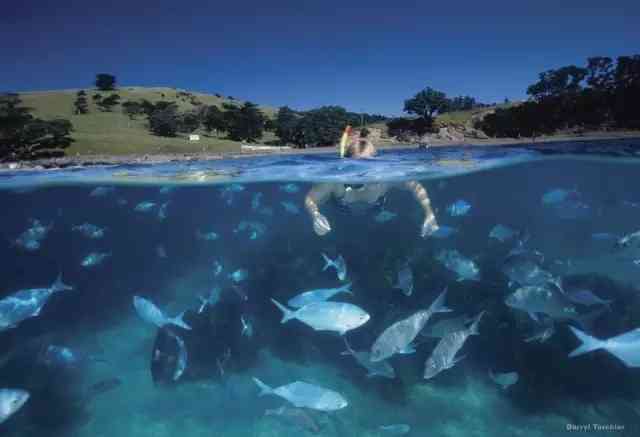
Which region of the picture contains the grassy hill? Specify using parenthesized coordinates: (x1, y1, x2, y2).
(19, 87, 278, 155)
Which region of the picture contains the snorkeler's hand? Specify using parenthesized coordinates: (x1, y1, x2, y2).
(312, 211, 331, 236)
(421, 214, 439, 238)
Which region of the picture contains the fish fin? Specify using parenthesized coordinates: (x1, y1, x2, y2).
(252, 377, 273, 396)
(468, 311, 485, 335)
(568, 326, 604, 358)
(451, 354, 466, 366)
(321, 253, 333, 271)
(399, 343, 416, 355)
(340, 282, 353, 295)
(52, 273, 73, 293)
(430, 287, 453, 314)
(342, 337, 354, 355)
(271, 299, 295, 323)
(170, 311, 192, 331)
(528, 312, 539, 323)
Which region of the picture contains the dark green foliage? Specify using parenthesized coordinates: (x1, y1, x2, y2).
(223, 102, 265, 142)
(202, 105, 227, 135)
(122, 101, 144, 120)
(447, 96, 477, 112)
(404, 87, 449, 118)
(92, 93, 102, 101)
(77, 90, 87, 97)
(264, 119, 276, 132)
(360, 127, 370, 138)
(177, 111, 201, 133)
(275, 106, 300, 145)
(1, 94, 73, 160)
(95, 74, 116, 91)
(386, 117, 433, 139)
(97, 94, 121, 112)
(74, 95, 89, 114)
(292, 106, 351, 147)
(148, 104, 179, 137)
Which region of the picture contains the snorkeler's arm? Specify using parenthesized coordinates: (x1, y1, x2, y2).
(305, 184, 336, 236)
(402, 181, 439, 237)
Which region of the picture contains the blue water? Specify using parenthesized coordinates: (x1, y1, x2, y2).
(1, 141, 640, 436)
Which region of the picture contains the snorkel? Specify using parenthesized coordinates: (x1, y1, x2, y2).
(339, 125, 352, 158)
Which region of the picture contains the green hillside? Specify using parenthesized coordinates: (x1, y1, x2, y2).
(19, 87, 277, 155)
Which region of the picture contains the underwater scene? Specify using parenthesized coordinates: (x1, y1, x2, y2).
(2, 143, 640, 437)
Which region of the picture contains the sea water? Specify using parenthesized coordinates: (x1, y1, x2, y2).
(1, 142, 640, 437)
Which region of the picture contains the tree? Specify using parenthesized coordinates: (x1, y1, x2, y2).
(224, 102, 265, 142)
(95, 74, 116, 91)
(275, 106, 300, 145)
(177, 111, 201, 133)
(404, 87, 449, 119)
(148, 104, 179, 137)
(98, 94, 120, 112)
(526, 66, 587, 101)
(292, 106, 350, 147)
(122, 101, 143, 119)
(202, 105, 227, 135)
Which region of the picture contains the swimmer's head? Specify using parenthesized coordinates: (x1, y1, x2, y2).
(344, 137, 376, 158)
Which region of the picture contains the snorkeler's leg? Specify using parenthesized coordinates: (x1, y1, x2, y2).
(304, 184, 336, 236)
(403, 181, 439, 237)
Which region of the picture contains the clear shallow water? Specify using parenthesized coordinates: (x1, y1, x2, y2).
(1, 141, 640, 437)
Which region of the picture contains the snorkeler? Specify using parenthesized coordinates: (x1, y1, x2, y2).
(304, 127, 439, 237)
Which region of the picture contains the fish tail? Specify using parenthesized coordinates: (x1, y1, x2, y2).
(171, 311, 192, 331)
(271, 299, 295, 323)
(52, 273, 74, 293)
(430, 287, 453, 314)
(341, 337, 354, 355)
(568, 326, 604, 358)
(468, 311, 485, 335)
(253, 377, 273, 396)
(340, 282, 353, 295)
(321, 253, 333, 271)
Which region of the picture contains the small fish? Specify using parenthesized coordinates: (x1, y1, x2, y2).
(167, 331, 187, 381)
(40, 345, 80, 369)
(504, 285, 595, 324)
(541, 188, 578, 205)
(569, 326, 640, 367)
(287, 282, 353, 308)
(13, 219, 53, 252)
(502, 254, 560, 290)
(234, 221, 266, 240)
(72, 223, 106, 239)
(133, 296, 192, 330)
(220, 184, 245, 204)
(374, 209, 397, 223)
(616, 230, 640, 249)
(134, 201, 156, 212)
(623, 200, 640, 208)
(89, 186, 115, 197)
(80, 252, 111, 268)
(370, 289, 451, 362)
(566, 289, 612, 308)
(241, 315, 253, 338)
(489, 370, 519, 390)
(196, 229, 219, 241)
(159, 186, 175, 195)
(341, 338, 395, 379)
(423, 311, 484, 380)
(591, 232, 618, 241)
(489, 224, 517, 242)
(197, 287, 221, 313)
(157, 201, 170, 221)
(393, 263, 413, 296)
(524, 323, 555, 343)
(156, 245, 168, 259)
(229, 269, 248, 284)
(281, 201, 300, 215)
(634, 259, 640, 266)
(321, 253, 347, 281)
(264, 405, 320, 434)
(253, 378, 348, 411)
(436, 249, 480, 282)
(271, 299, 370, 335)
(212, 260, 223, 276)
(0, 389, 30, 424)
(216, 348, 231, 377)
(280, 183, 300, 194)
(447, 199, 471, 217)
(430, 225, 458, 239)
(379, 424, 411, 435)
(251, 192, 263, 211)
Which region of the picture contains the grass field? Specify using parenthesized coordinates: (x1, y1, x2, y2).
(19, 87, 278, 155)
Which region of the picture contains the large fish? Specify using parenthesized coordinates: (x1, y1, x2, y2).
(253, 378, 348, 411)
(488, 369, 519, 389)
(502, 254, 561, 290)
(132, 296, 192, 330)
(568, 326, 640, 367)
(271, 299, 369, 335)
(393, 263, 413, 297)
(0, 389, 29, 424)
(436, 249, 480, 281)
(420, 314, 470, 338)
(287, 282, 353, 308)
(0, 274, 74, 332)
(504, 285, 598, 324)
(341, 338, 395, 379)
(423, 311, 484, 380)
(322, 253, 347, 281)
(370, 289, 451, 362)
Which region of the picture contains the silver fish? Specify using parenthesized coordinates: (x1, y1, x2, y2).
(0, 274, 74, 332)
(524, 320, 555, 343)
(436, 249, 480, 281)
(271, 299, 369, 335)
(197, 287, 220, 313)
(220, 183, 245, 204)
(616, 229, 640, 249)
(251, 192, 263, 211)
(541, 188, 578, 205)
(370, 289, 451, 362)
(489, 369, 519, 389)
(321, 253, 347, 281)
(167, 331, 187, 381)
(89, 186, 115, 197)
(447, 199, 471, 216)
(241, 315, 253, 338)
(196, 229, 219, 241)
(502, 255, 561, 290)
(13, 219, 53, 251)
(568, 326, 640, 367)
(0, 389, 29, 424)
(156, 245, 168, 259)
(393, 263, 413, 296)
(505, 285, 585, 324)
(253, 378, 348, 411)
(159, 186, 175, 195)
(229, 269, 248, 283)
(566, 289, 612, 308)
(287, 282, 352, 308)
(379, 424, 411, 435)
(374, 209, 397, 223)
(281, 201, 300, 215)
(234, 221, 266, 240)
(72, 223, 106, 239)
(489, 224, 517, 242)
(134, 201, 156, 212)
(424, 311, 484, 379)
(420, 314, 470, 338)
(80, 252, 111, 268)
(132, 296, 191, 330)
(430, 225, 459, 239)
(341, 338, 395, 379)
(157, 201, 170, 221)
(280, 183, 300, 194)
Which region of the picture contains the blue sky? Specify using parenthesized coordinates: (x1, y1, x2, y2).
(1, 0, 638, 115)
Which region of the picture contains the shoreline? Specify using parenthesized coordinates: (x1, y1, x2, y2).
(2, 131, 640, 171)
